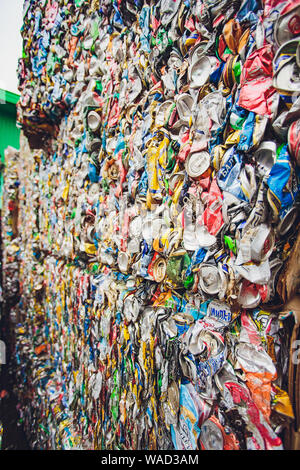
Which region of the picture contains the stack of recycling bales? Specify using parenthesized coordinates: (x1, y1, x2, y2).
(10, 0, 300, 449)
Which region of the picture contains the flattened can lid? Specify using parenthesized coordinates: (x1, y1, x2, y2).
(189, 55, 212, 88)
(277, 205, 299, 235)
(273, 59, 300, 94)
(273, 39, 300, 93)
(152, 256, 167, 283)
(190, 42, 209, 66)
(198, 264, 221, 295)
(238, 280, 261, 309)
(168, 172, 185, 193)
(274, 3, 300, 46)
(200, 417, 224, 450)
(288, 118, 300, 165)
(118, 251, 129, 273)
(254, 141, 276, 174)
(185, 151, 210, 179)
(87, 110, 101, 132)
(176, 93, 194, 123)
(156, 100, 174, 128)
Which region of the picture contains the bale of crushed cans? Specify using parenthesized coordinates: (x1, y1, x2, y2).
(2, 147, 21, 308)
(7, 0, 300, 450)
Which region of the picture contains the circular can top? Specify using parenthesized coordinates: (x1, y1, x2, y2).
(189, 55, 212, 89)
(156, 100, 174, 128)
(254, 141, 276, 174)
(274, 3, 300, 46)
(198, 264, 221, 295)
(238, 281, 261, 309)
(288, 119, 300, 165)
(152, 256, 167, 283)
(118, 251, 129, 273)
(200, 417, 224, 450)
(185, 151, 210, 179)
(176, 93, 193, 123)
(87, 110, 101, 132)
(277, 205, 298, 236)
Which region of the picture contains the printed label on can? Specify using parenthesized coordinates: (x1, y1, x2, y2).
(207, 301, 232, 324)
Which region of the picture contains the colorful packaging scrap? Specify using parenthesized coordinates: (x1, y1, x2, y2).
(5, 0, 300, 450)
